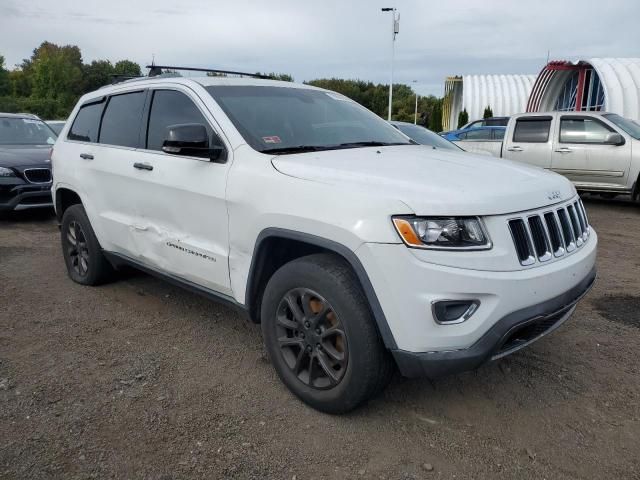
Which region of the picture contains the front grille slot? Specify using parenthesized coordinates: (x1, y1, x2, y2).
(508, 219, 534, 265)
(23, 168, 52, 183)
(508, 199, 589, 266)
(557, 208, 575, 248)
(574, 201, 589, 239)
(543, 212, 563, 256)
(527, 216, 551, 261)
(567, 205, 582, 245)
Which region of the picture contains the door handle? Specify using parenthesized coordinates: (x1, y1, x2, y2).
(79, 153, 94, 160)
(133, 162, 153, 171)
(554, 148, 572, 154)
(507, 146, 523, 152)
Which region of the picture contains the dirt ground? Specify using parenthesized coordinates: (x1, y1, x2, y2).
(1, 197, 639, 480)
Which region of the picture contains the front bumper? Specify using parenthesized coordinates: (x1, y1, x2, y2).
(0, 178, 53, 211)
(392, 266, 596, 378)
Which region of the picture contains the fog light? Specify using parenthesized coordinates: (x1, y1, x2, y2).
(432, 300, 480, 325)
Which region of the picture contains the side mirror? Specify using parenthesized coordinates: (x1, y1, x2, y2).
(162, 123, 226, 162)
(604, 132, 625, 146)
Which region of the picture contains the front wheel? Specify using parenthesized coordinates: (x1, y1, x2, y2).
(261, 254, 393, 413)
(60, 204, 114, 285)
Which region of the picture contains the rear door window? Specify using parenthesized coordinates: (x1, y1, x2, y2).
(560, 117, 614, 144)
(492, 129, 505, 140)
(513, 117, 552, 143)
(99, 91, 146, 148)
(68, 100, 105, 142)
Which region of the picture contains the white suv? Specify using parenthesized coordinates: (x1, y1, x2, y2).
(52, 73, 597, 413)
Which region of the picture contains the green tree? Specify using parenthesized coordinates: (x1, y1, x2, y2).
(428, 99, 443, 132)
(257, 72, 293, 81)
(8, 69, 31, 97)
(82, 60, 115, 92)
(0, 55, 10, 96)
(483, 105, 493, 119)
(457, 109, 469, 128)
(114, 60, 142, 77)
(28, 42, 83, 101)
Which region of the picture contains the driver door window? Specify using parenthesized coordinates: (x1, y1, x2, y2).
(146, 90, 216, 152)
(559, 117, 613, 144)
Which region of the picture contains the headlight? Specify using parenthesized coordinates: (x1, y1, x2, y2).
(0, 166, 16, 177)
(392, 216, 491, 250)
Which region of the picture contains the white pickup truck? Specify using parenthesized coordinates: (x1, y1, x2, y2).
(453, 111, 640, 200)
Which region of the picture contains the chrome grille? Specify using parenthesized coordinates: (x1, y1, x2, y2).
(23, 168, 52, 184)
(508, 199, 590, 266)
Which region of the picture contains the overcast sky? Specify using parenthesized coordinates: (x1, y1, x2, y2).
(1, 0, 639, 96)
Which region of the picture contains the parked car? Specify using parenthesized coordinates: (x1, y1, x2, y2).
(439, 117, 509, 137)
(463, 116, 510, 129)
(46, 120, 66, 135)
(469, 112, 640, 200)
(0, 113, 56, 212)
(52, 73, 597, 413)
(390, 121, 463, 151)
(442, 126, 506, 157)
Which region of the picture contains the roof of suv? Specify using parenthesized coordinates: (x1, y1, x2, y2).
(96, 75, 319, 96)
(511, 111, 612, 118)
(0, 112, 42, 120)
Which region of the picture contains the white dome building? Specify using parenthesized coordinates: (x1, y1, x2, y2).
(526, 58, 640, 121)
(442, 74, 536, 131)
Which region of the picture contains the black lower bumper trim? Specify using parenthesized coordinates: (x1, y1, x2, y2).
(392, 266, 597, 379)
(0, 188, 53, 212)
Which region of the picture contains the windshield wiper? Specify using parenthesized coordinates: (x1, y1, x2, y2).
(260, 145, 326, 155)
(332, 141, 411, 148)
(261, 141, 412, 155)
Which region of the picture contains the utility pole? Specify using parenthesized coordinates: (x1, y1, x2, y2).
(381, 8, 399, 121)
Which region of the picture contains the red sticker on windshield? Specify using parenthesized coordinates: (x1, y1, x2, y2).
(262, 136, 281, 144)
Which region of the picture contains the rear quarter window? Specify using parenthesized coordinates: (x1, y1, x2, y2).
(68, 100, 105, 143)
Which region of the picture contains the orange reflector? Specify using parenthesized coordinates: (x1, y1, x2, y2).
(393, 218, 422, 246)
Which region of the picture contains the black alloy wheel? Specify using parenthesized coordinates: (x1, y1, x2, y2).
(276, 288, 348, 389)
(260, 253, 394, 413)
(66, 220, 90, 277)
(60, 204, 114, 285)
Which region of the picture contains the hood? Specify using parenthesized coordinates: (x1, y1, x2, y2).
(0, 145, 51, 167)
(271, 145, 576, 216)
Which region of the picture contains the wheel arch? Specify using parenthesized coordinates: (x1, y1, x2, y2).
(54, 187, 83, 223)
(245, 228, 397, 349)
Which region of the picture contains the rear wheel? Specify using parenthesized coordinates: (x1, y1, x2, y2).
(261, 253, 393, 413)
(61, 204, 114, 285)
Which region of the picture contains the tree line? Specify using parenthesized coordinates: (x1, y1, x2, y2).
(0, 42, 141, 119)
(0, 41, 443, 130)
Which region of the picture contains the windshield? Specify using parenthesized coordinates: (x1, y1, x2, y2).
(394, 123, 462, 151)
(0, 117, 57, 145)
(206, 86, 412, 154)
(603, 113, 640, 140)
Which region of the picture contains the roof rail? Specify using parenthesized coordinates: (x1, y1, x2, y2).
(16, 112, 40, 119)
(110, 74, 144, 85)
(145, 65, 271, 79)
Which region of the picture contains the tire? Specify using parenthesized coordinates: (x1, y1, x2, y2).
(60, 204, 114, 285)
(261, 253, 394, 414)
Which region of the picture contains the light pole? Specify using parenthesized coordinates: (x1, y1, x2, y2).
(381, 7, 399, 121)
(413, 80, 419, 124)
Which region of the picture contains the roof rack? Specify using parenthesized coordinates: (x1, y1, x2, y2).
(145, 65, 271, 79)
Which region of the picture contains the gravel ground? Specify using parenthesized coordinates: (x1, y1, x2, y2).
(1, 197, 639, 480)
